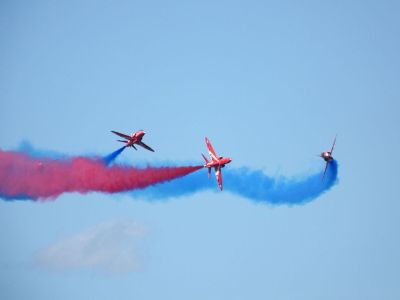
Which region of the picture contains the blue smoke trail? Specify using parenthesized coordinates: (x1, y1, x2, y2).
(17, 140, 67, 159)
(103, 146, 126, 165)
(131, 160, 338, 205)
(17, 141, 125, 166)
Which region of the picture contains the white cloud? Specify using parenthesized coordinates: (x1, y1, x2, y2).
(35, 219, 147, 275)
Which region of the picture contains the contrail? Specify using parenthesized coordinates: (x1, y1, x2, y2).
(131, 160, 339, 205)
(0, 144, 339, 204)
(0, 149, 201, 200)
(103, 146, 126, 165)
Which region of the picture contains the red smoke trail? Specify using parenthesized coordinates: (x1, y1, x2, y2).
(0, 150, 202, 200)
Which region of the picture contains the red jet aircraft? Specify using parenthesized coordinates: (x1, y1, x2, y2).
(111, 130, 155, 152)
(202, 137, 232, 191)
(320, 135, 336, 179)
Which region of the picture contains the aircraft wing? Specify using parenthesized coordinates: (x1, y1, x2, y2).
(111, 131, 131, 140)
(205, 137, 218, 161)
(214, 166, 223, 191)
(137, 141, 155, 152)
(323, 161, 329, 179)
(330, 135, 337, 154)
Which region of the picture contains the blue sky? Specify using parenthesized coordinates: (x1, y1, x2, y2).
(1, 1, 400, 299)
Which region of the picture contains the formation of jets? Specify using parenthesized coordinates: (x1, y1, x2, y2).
(111, 130, 337, 190)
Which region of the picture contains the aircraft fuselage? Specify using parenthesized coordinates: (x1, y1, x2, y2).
(126, 130, 145, 147)
(321, 151, 333, 162)
(204, 157, 232, 168)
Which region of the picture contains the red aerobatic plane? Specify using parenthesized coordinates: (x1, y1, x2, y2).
(320, 135, 336, 179)
(111, 130, 155, 152)
(202, 137, 232, 191)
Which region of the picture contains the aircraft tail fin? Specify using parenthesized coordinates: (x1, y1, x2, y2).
(201, 153, 209, 164)
(202, 154, 211, 178)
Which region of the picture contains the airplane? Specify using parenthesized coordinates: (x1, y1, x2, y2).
(201, 137, 232, 191)
(320, 135, 336, 179)
(111, 130, 155, 152)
